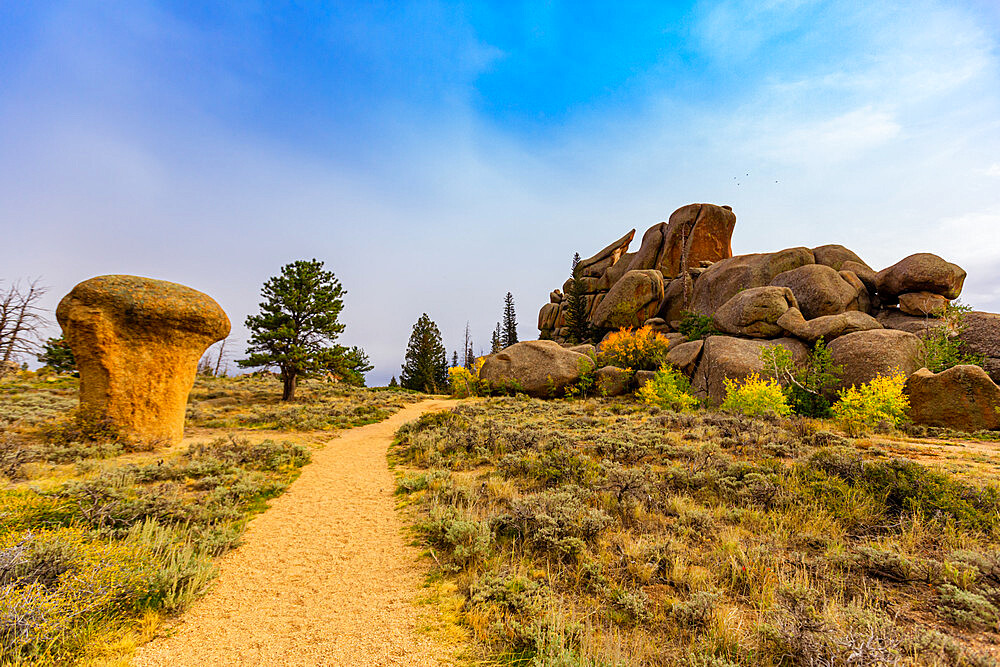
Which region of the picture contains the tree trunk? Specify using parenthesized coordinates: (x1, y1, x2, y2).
(282, 372, 297, 401)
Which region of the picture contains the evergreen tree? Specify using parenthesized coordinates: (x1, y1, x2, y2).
(463, 322, 475, 369)
(37, 335, 76, 374)
(501, 292, 518, 348)
(238, 259, 366, 400)
(388, 376, 398, 388)
(401, 313, 449, 393)
(491, 323, 502, 353)
(565, 252, 591, 343)
(452, 351, 459, 367)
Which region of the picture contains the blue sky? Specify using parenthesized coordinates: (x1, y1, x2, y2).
(2, 1, 999, 383)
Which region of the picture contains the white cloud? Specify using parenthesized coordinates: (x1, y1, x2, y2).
(986, 163, 1000, 178)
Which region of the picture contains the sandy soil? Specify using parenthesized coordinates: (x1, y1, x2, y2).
(132, 399, 457, 667)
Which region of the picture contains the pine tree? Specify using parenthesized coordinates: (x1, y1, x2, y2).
(463, 322, 475, 369)
(501, 292, 518, 348)
(565, 252, 591, 343)
(452, 351, 459, 367)
(37, 335, 76, 374)
(238, 259, 367, 400)
(388, 375, 398, 388)
(491, 323, 502, 353)
(400, 313, 449, 393)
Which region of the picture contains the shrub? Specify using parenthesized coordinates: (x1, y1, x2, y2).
(39, 404, 123, 448)
(637, 364, 698, 411)
(832, 372, 909, 436)
(919, 302, 986, 373)
(598, 326, 672, 371)
(449, 360, 485, 398)
(678, 311, 719, 341)
(720, 373, 791, 417)
(760, 338, 842, 418)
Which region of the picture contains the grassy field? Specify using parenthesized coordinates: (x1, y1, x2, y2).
(392, 396, 1000, 666)
(0, 372, 421, 666)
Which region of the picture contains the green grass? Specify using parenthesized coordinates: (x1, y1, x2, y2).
(392, 396, 1000, 666)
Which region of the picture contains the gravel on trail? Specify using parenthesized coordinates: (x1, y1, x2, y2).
(133, 399, 458, 667)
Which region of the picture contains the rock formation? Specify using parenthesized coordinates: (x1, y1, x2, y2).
(478, 340, 595, 397)
(57, 275, 231, 444)
(905, 365, 1000, 432)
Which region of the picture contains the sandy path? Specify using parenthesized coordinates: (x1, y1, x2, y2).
(132, 399, 456, 667)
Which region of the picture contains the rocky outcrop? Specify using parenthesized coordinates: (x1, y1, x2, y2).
(691, 336, 809, 404)
(769, 264, 860, 320)
(690, 247, 815, 316)
(876, 253, 966, 300)
(666, 339, 704, 377)
(657, 204, 737, 278)
(590, 269, 665, 329)
(812, 245, 869, 272)
(56, 275, 231, 444)
(905, 365, 1000, 432)
(959, 312, 1000, 385)
(898, 291, 948, 317)
(479, 340, 595, 397)
(876, 309, 947, 337)
(713, 286, 798, 338)
(577, 230, 636, 278)
(777, 308, 882, 344)
(827, 329, 923, 391)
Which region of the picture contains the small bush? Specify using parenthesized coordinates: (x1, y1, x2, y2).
(449, 365, 481, 398)
(637, 364, 698, 411)
(678, 311, 719, 341)
(720, 373, 791, 417)
(39, 404, 123, 448)
(920, 302, 986, 373)
(598, 326, 671, 371)
(832, 372, 909, 436)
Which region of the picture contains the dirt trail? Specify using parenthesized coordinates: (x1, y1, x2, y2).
(132, 399, 457, 667)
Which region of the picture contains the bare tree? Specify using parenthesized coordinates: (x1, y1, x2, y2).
(0, 278, 49, 364)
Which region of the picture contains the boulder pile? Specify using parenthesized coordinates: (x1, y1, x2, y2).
(57, 275, 231, 444)
(523, 203, 1000, 430)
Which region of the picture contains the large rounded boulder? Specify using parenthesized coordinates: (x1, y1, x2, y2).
(713, 286, 798, 338)
(590, 269, 665, 329)
(777, 308, 882, 344)
(905, 365, 1000, 432)
(958, 312, 1000, 385)
(658, 203, 737, 278)
(827, 329, 923, 391)
(875, 253, 966, 300)
(56, 275, 231, 444)
(812, 245, 869, 272)
(690, 247, 815, 316)
(769, 264, 860, 320)
(898, 291, 949, 317)
(690, 335, 809, 404)
(479, 340, 595, 397)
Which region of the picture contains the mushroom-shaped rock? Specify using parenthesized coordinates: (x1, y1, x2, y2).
(875, 253, 966, 300)
(898, 291, 949, 317)
(713, 286, 798, 338)
(905, 365, 1000, 432)
(827, 329, 923, 391)
(769, 264, 859, 320)
(690, 335, 809, 404)
(479, 340, 595, 397)
(777, 308, 882, 344)
(590, 269, 665, 329)
(56, 275, 231, 444)
(689, 247, 815, 316)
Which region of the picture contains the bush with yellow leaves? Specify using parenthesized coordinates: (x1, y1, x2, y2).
(449, 358, 485, 398)
(720, 373, 791, 417)
(598, 326, 672, 371)
(637, 364, 698, 411)
(832, 371, 909, 436)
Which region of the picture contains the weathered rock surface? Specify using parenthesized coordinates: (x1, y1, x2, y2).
(690, 247, 815, 316)
(812, 245, 869, 272)
(876, 253, 966, 299)
(713, 286, 798, 338)
(658, 203, 737, 278)
(577, 229, 635, 278)
(777, 308, 882, 344)
(538, 303, 560, 331)
(958, 312, 1000, 385)
(567, 344, 596, 356)
(827, 329, 923, 391)
(905, 365, 1000, 432)
(876, 309, 947, 337)
(56, 275, 231, 444)
(898, 291, 948, 317)
(691, 336, 809, 404)
(769, 264, 859, 320)
(596, 366, 631, 397)
(479, 340, 595, 397)
(666, 339, 704, 377)
(841, 260, 877, 293)
(590, 269, 665, 329)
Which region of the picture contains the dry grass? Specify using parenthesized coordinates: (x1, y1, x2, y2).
(392, 396, 1000, 666)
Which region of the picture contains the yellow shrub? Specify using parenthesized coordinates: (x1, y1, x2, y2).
(832, 371, 909, 436)
(598, 326, 672, 371)
(720, 373, 791, 417)
(637, 364, 698, 411)
(448, 366, 480, 398)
